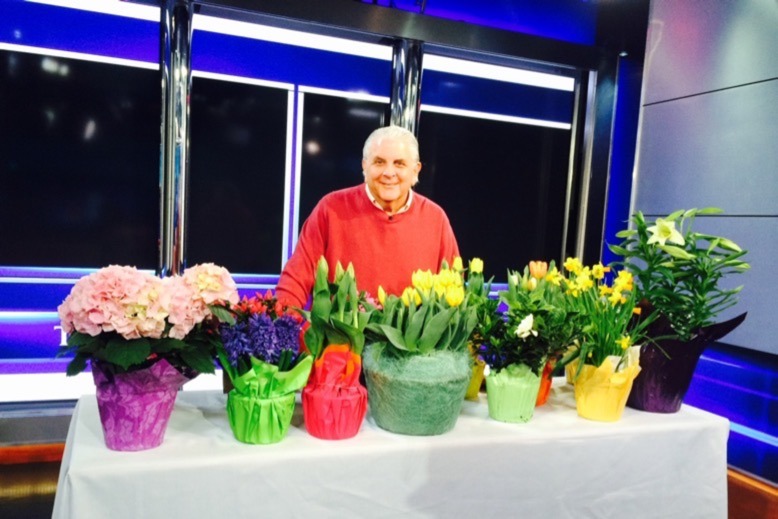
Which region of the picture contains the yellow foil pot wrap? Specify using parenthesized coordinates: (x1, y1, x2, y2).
(465, 358, 486, 400)
(565, 359, 579, 385)
(573, 349, 641, 422)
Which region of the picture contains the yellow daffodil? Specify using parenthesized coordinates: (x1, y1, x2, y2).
(608, 289, 627, 306)
(545, 267, 563, 286)
(377, 285, 386, 306)
(616, 335, 632, 350)
(452, 256, 464, 272)
(445, 284, 465, 307)
(592, 263, 610, 280)
(564, 257, 583, 275)
(613, 270, 634, 292)
(470, 257, 484, 274)
(646, 217, 685, 246)
(529, 260, 548, 279)
(599, 284, 614, 298)
(401, 286, 421, 307)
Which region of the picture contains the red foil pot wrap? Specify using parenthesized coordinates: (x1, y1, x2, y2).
(535, 359, 556, 407)
(302, 345, 368, 440)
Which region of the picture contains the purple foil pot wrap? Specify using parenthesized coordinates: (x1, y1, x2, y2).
(92, 358, 190, 451)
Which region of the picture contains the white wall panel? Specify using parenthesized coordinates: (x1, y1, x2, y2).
(634, 79, 778, 215)
(644, 0, 778, 104)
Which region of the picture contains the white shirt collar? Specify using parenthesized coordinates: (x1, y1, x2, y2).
(364, 183, 413, 215)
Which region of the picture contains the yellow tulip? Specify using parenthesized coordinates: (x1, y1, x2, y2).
(401, 286, 421, 307)
(470, 257, 484, 274)
(452, 256, 464, 272)
(377, 285, 386, 306)
(412, 269, 434, 293)
(445, 285, 465, 307)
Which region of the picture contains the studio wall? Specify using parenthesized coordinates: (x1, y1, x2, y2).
(634, 0, 778, 356)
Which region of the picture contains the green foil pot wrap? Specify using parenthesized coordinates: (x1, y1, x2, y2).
(485, 363, 542, 423)
(225, 355, 312, 445)
(363, 344, 470, 436)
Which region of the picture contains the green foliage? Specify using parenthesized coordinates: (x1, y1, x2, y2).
(300, 257, 376, 358)
(609, 208, 749, 341)
(57, 309, 225, 375)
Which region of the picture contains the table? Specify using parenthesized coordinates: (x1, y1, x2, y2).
(52, 380, 729, 518)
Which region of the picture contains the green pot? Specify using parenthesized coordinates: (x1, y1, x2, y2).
(226, 391, 296, 444)
(485, 363, 541, 423)
(363, 344, 471, 436)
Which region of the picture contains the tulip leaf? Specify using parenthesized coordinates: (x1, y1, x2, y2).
(378, 324, 410, 352)
(417, 308, 453, 354)
(403, 303, 428, 351)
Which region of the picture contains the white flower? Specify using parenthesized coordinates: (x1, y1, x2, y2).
(483, 364, 491, 377)
(515, 314, 538, 339)
(646, 218, 685, 246)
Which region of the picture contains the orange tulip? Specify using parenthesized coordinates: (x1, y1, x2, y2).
(529, 261, 548, 279)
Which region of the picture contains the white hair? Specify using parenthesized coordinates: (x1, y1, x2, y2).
(362, 126, 420, 163)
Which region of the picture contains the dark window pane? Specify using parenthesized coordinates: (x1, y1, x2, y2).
(188, 78, 288, 273)
(417, 113, 571, 281)
(298, 94, 387, 228)
(0, 50, 159, 268)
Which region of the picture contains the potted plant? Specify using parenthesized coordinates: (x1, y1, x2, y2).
(298, 257, 376, 440)
(490, 260, 581, 411)
(363, 259, 481, 435)
(217, 292, 312, 445)
(559, 258, 654, 422)
(609, 208, 749, 412)
(459, 257, 491, 400)
(57, 263, 239, 450)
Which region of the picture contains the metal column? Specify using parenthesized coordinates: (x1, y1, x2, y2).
(158, 0, 194, 277)
(389, 39, 424, 134)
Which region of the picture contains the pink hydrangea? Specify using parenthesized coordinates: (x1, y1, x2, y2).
(57, 265, 168, 340)
(59, 263, 239, 342)
(166, 263, 239, 339)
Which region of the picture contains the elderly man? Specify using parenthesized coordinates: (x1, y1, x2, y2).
(275, 125, 459, 307)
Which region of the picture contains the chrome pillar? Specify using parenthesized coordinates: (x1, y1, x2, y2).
(158, 0, 194, 277)
(389, 39, 423, 134)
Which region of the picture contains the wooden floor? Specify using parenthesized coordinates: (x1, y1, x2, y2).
(0, 445, 775, 518)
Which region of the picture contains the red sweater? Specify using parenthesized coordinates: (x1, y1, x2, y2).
(276, 185, 459, 308)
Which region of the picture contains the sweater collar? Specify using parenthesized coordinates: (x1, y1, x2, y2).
(364, 183, 413, 215)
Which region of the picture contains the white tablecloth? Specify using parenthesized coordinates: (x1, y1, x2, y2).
(52, 380, 728, 519)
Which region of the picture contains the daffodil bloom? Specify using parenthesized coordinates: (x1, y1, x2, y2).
(515, 314, 538, 339)
(599, 284, 613, 297)
(613, 270, 634, 292)
(646, 217, 685, 247)
(616, 335, 632, 350)
(452, 256, 464, 272)
(591, 263, 610, 280)
(401, 286, 421, 307)
(574, 269, 594, 292)
(545, 267, 563, 286)
(564, 257, 583, 275)
(377, 285, 386, 306)
(470, 257, 484, 274)
(608, 289, 627, 306)
(445, 284, 465, 307)
(529, 260, 548, 279)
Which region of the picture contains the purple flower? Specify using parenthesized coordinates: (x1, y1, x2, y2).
(221, 313, 302, 369)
